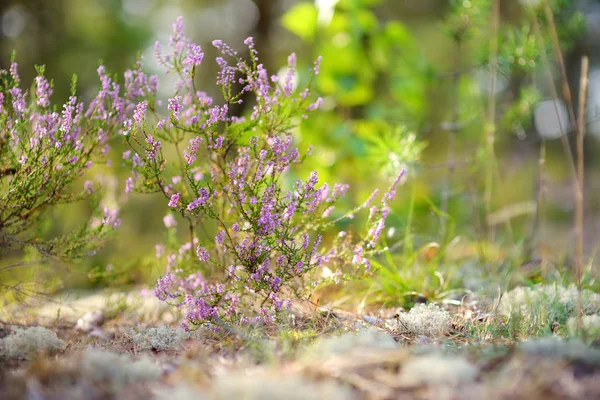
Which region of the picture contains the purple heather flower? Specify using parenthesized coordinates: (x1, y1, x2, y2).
(196, 246, 210, 262)
(206, 104, 228, 126)
(212, 39, 237, 57)
(84, 180, 94, 193)
(153, 273, 178, 301)
(60, 96, 77, 135)
(10, 62, 19, 83)
(168, 16, 186, 59)
(293, 261, 305, 274)
(313, 56, 323, 75)
(168, 95, 183, 120)
(364, 259, 372, 273)
(35, 75, 52, 108)
(198, 187, 210, 201)
(154, 41, 166, 65)
(145, 134, 161, 160)
(187, 198, 203, 211)
(368, 207, 389, 248)
(183, 43, 204, 67)
(181, 321, 190, 332)
(163, 214, 177, 228)
(132, 153, 143, 167)
(245, 36, 258, 62)
(369, 206, 377, 220)
(184, 136, 203, 164)
(122, 119, 133, 135)
(172, 16, 184, 37)
(133, 101, 147, 126)
(331, 183, 349, 200)
(168, 193, 180, 208)
(363, 189, 379, 208)
(125, 177, 133, 193)
(322, 206, 335, 218)
(193, 169, 203, 181)
(302, 233, 310, 249)
(284, 53, 297, 96)
(352, 245, 364, 265)
(102, 207, 122, 229)
(216, 230, 225, 245)
(307, 97, 323, 111)
(382, 168, 407, 205)
(187, 188, 210, 211)
(213, 136, 224, 149)
(9, 88, 26, 117)
(216, 57, 236, 87)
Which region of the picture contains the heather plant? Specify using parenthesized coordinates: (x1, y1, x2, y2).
(0, 52, 156, 297)
(118, 17, 405, 330)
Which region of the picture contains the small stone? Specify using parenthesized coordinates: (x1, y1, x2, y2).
(88, 327, 110, 340)
(76, 310, 105, 333)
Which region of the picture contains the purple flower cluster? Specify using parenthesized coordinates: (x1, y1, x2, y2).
(102, 207, 122, 230)
(111, 17, 407, 329)
(0, 50, 162, 262)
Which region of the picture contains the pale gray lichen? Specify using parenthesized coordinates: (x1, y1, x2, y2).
(79, 347, 162, 389)
(519, 337, 600, 365)
(498, 285, 600, 317)
(211, 371, 355, 400)
(130, 325, 189, 351)
(567, 315, 600, 342)
(153, 384, 209, 400)
(1, 326, 65, 359)
(304, 328, 397, 359)
(398, 354, 479, 386)
(393, 304, 451, 337)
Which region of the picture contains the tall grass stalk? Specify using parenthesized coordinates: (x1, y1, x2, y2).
(484, 0, 500, 243)
(403, 170, 417, 257)
(441, 39, 462, 242)
(530, 12, 579, 240)
(543, 0, 577, 128)
(528, 140, 546, 258)
(575, 55, 589, 333)
(538, 1, 587, 334)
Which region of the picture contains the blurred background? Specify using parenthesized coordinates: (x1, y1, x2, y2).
(2, 0, 600, 304)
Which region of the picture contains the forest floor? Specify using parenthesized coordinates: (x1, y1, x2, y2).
(1, 289, 600, 400)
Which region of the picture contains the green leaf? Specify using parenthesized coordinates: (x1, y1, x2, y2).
(281, 2, 319, 42)
(339, 0, 382, 9)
